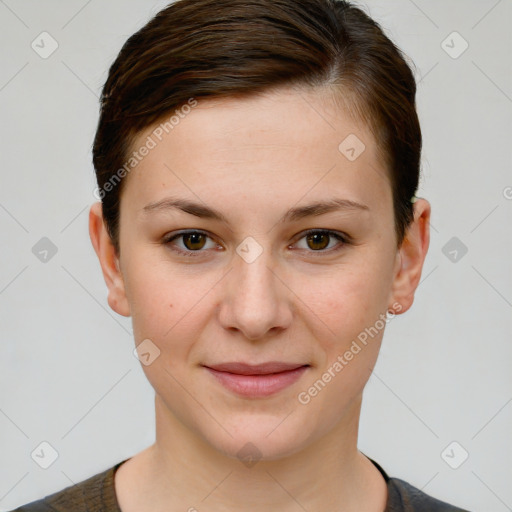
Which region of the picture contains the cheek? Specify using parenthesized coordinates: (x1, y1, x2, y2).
(122, 259, 180, 353)
(295, 256, 393, 339)
(295, 269, 389, 427)
(123, 254, 217, 366)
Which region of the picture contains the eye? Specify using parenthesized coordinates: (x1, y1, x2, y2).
(163, 230, 220, 257)
(163, 229, 349, 258)
(292, 229, 349, 254)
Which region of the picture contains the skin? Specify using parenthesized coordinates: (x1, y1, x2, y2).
(89, 85, 430, 512)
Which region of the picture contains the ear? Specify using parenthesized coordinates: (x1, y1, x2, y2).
(89, 202, 131, 317)
(388, 198, 431, 315)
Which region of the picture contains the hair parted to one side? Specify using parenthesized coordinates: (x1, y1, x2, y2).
(92, 0, 422, 254)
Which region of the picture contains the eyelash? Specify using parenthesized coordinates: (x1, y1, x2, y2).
(162, 229, 350, 258)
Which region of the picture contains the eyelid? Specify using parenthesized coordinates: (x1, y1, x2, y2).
(163, 228, 350, 257)
(162, 229, 221, 257)
(290, 229, 350, 255)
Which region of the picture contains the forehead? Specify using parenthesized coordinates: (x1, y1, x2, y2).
(120, 87, 391, 220)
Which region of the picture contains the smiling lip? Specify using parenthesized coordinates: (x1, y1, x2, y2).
(203, 362, 309, 397)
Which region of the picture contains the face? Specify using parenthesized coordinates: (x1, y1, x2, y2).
(90, 86, 429, 461)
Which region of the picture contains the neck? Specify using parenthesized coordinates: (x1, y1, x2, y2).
(125, 393, 387, 512)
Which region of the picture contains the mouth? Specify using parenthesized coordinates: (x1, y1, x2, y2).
(202, 362, 310, 398)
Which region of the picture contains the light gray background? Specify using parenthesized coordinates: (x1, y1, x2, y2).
(0, 1, 511, 510)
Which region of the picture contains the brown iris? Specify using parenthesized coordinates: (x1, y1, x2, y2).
(182, 232, 208, 251)
(306, 232, 330, 251)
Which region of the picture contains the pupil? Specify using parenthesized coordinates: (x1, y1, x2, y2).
(308, 233, 329, 250)
(185, 233, 205, 250)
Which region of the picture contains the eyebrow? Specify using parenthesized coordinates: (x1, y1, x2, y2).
(142, 196, 369, 223)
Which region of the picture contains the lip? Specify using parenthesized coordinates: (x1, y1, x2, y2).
(203, 362, 309, 398)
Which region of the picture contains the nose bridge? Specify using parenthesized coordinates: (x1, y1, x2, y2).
(237, 248, 275, 299)
(219, 239, 291, 339)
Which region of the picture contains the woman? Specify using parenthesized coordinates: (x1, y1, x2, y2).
(12, 0, 469, 510)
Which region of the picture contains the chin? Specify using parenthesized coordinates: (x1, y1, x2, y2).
(198, 412, 316, 464)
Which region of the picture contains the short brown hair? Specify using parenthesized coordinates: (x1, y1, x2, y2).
(92, 0, 421, 253)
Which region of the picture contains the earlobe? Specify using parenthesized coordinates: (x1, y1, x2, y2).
(388, 198, 431, 315)
(89, 202, 131, 317)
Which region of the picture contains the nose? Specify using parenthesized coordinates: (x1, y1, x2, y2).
(217, 247, 293, 341)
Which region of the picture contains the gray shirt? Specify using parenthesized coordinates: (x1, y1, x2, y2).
(9, 457, 471, 511)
